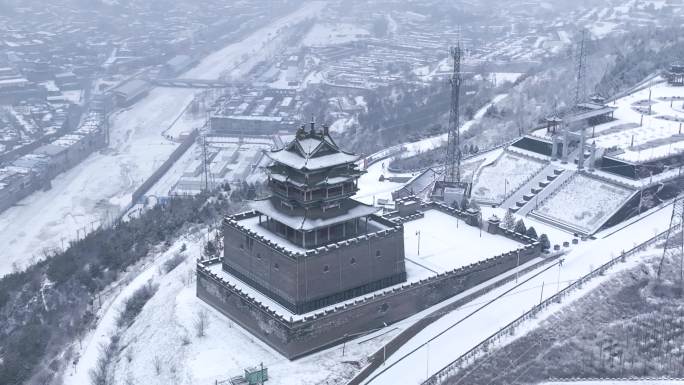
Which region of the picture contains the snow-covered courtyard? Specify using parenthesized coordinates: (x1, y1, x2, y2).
(597, 79, 684, 164)
(403, 209, 523, 273)
(532, 174, 635, 234)
(471, 151, 546, 204)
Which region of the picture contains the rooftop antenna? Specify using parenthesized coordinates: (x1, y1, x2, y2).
(574, 29, 588, 108)
(444, 41, 463, 183)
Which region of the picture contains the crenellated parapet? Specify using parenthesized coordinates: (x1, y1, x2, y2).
(224, 210, 404, 260)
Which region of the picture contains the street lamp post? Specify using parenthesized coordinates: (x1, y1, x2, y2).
(515, 249, 520, 283)
(416, 230, 421, 256)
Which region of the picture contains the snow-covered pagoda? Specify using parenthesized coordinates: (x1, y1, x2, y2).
(215, 120, 406, 314)
(256, 120, 378, 249)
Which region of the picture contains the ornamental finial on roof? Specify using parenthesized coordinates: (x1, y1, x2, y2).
(296, 123, 306, 138)
(310, 114, 316, 134)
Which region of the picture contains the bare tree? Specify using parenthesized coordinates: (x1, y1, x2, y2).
(194, 309, 209, 338)
(153, 355, 162, 376)
(89, 341, 114, 385)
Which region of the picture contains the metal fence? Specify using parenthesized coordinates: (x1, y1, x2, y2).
(422, 227, 672, 385)
(346, 255, 559, 385)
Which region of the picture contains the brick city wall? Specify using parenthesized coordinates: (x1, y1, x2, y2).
(222, 211, 406, 313)
(197, 238, 541, 359)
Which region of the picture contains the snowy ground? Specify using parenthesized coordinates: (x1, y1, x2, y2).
(403, 209, 522, 273)
(489, 72, 524, 87)
(480, 206, 576, 248)
(471, 152, 546, 204)
(533, 173, 635, 234)
(401, 94, 509, 157)
(542, 381, 684, 385)
(0, 1, 326, 277)
(353, 94, 509, 207)
(63, 230, 207, 385)
(361, 201, 673, 385)
(148, 136, 274, 197)
(353, 161, 411, 206)
(302, 23, 370, 46)
(594, 80, 684, 163)
(65, 227, 400, 385)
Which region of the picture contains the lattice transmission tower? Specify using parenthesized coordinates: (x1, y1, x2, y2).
(657, 195, 684, 285)
(444, 43, 463, 183)
(573, 29, 588, 108)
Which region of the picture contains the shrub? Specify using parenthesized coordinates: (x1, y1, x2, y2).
(503, 209, 516, 230)
(539, 234, 551, 250)
(514, 219, 527, 234)
(117, 282, 158, 328)
(163, 252, 186, 273)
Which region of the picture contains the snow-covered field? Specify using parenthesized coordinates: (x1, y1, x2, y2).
(0, 2, 326, 277)
(301, 23, 370, 46)
(354, 160, 411, 206)
(533, 174, 634, 234)
(64, 230, 207, 385)
(542, 381, 684, 385)
(471, 152, 545, 204)
(489, 72, 524, 86)
(595, 80, 684, 163)
(361, 202, 673, 385)
(403, 209, 522, 273)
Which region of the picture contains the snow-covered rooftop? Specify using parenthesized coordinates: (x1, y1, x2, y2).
(266, 144, 359, 171)
(247, 198, 381, 232)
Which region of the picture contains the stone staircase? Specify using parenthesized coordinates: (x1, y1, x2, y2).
(503, 164, 575, 216)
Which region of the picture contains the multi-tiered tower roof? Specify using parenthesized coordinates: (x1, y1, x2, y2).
(216, 120, 406, 317)
(254, 120, 379, 249)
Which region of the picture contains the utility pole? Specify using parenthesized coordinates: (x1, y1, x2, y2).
(648, 88, 652, 115)
(657, 194, 684, 287)
(444, 43, 463, 183)
(416, 230, 421, 256)
(202, 135, 210, 192)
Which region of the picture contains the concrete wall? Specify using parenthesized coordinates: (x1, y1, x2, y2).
(222, 212, 406, 313)
(131, 128, 198, 203)
(210, 116, 293, 136)
(198, 238, 541, 359)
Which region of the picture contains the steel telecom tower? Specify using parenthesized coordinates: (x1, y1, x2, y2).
(444, 43, 463, 183)
(574, 30, 588, 107)
(201, 134, 213, 192)
(658, 196, 684, 285)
